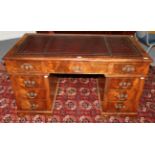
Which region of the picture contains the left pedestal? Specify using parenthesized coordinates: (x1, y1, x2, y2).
(10, 74, 58, 115)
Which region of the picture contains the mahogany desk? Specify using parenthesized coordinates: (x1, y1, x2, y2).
(3, 34, 152, 116)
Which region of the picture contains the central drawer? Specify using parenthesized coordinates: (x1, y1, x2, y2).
(43, 60, 109, 74)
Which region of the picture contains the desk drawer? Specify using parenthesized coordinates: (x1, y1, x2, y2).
(107, 77, 140, 89)
(11, 75, 45, 88)
(5, 60, 42, 73)
(107, 89, 136, 102)
(17, 99, 47, 111)
(16, 88, 46, 99)
(112, 63, 149, 75)
(104, 101, 136, 113)
(43, 61, 109, 74)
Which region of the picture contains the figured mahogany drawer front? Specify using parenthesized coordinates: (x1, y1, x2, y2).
(12, 75, 45, 88)
(107, 89, 137, 102)
(17, 99, 47, 110)
(104, 101, 136, 113)
(43, 61, 109, 74)
(16, 88, 46, 99)
(6, 61, 42, 73)
(107, 78, 139, 89)
(113, 63, 148, 75)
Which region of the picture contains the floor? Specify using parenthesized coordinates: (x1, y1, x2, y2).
(141, 44, 155, 66)
(0, 38, 19, 61)
(0, 67, 155, 122)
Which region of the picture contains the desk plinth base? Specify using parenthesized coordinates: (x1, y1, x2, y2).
(17, 110, 53, 117)
(101, 112, 138, 121)
(102, 112, 137, 116)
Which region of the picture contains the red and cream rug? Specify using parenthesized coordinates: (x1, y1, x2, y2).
(0, 66, 155, 123)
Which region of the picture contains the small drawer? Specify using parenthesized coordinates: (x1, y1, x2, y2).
(5, 60, 42, 73)
(107, 89, 136, 101)
(17, 88, 46, 99)
(107, 78, 139, 89)
(17, 99, 47, 110)
(17, 61, 42, 72)
(104, 101, 136, 113)
(112, 63, 148, 75)
(11, 75, 45, 88)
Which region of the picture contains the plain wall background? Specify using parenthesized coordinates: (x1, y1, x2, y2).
(0, 31, 35, 40)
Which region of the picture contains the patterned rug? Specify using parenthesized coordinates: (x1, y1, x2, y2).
(0, 66, 155, 123)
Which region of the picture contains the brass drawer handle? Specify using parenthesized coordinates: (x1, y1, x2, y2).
(21, 63, 33, 71)
(24, 80, 36, 87)
(122, 65, 135, 73)
(30, 103, 37, 110)
(115, 103, 125, 110)
(27, 92, 37, 99)
(119, 81, 131, 88)
(72, 66, 81, 73)
(117, 93, 128, 101)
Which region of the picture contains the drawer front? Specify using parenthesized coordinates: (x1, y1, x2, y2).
(104, 101, 136, 113)
(43, 61, 109, 74)
(16, 88, 47, 99)
(17, 99, 47, 110)
(107, 89, 136, 102)
(107, 78, 140, 89)
(112, 63, 149, 75)
(5, 60, 42, 73)
(11, 75, 45, 88)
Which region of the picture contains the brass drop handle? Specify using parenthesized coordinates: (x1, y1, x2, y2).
(21, 63, 33, 71)
(119, 81, 131, 88)
(118, 93, 128, 101)
(27, 92, 37, 99)
(72, 66, 81, 73)
(122, 65, 135, 73)
(115, 103, 125, 110)
(24, 80, 36, 87)
(30, 103, 37, 110)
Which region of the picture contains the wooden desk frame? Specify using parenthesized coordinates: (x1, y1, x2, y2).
(3, 33, 152, 116)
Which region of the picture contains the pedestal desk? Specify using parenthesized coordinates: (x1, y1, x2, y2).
(3, 33, 152, 116)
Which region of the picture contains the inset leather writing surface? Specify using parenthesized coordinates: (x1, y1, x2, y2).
(17, 35, 49, 54)
(106, 37, 141, 57)
(16, 34, 142, 57)
(45, 36, 109, 56)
